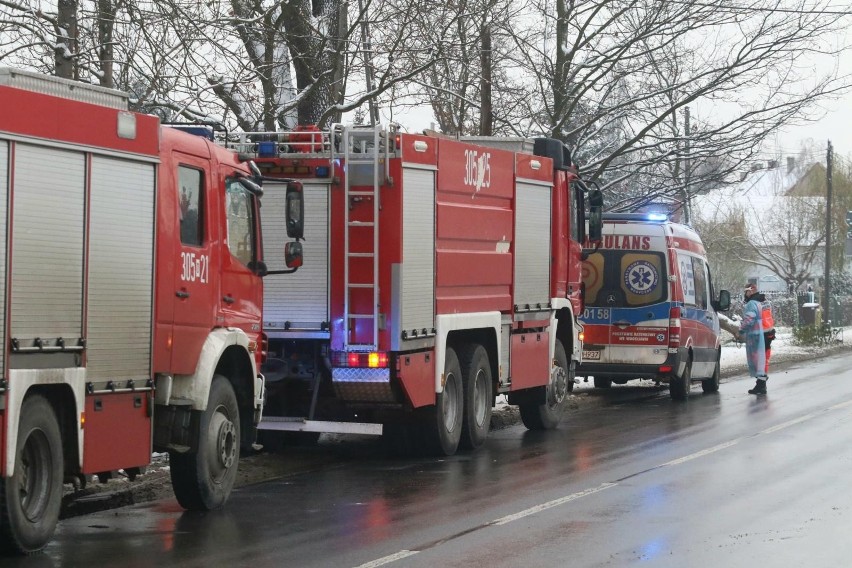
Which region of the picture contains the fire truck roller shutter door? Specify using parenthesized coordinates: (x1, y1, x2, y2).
(396, 167, 436, 349)
(263, 181, 330, 331)
(87, 156, 155, 384)
(514, 180, 552, 311)
(11, 144, 84, 351)
(0, 141, 6, 377)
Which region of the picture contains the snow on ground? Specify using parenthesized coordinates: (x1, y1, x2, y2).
(567, 326, 850, 395)
(718, 326, 848, 373)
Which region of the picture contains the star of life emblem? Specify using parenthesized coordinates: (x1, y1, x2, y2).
(624, 260, 658, 295)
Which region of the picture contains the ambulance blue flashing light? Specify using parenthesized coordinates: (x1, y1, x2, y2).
(646, 213, 668, 221)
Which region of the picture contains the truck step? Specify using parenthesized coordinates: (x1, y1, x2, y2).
(257, 417, 383, 436)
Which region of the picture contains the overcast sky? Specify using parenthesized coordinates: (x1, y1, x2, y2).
(723, 23, 852, 166)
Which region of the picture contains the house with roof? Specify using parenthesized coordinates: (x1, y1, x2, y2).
(691, 157, 830, 294)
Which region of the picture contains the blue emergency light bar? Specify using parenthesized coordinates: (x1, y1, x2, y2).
(602, 213, 669, 223)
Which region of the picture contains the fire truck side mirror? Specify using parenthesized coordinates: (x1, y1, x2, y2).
(285, 241, 304, 269)
(587, 189, 604, 243)
(286, 182, 304, 240)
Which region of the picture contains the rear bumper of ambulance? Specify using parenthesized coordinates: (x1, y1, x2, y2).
(577, 348, 686, 382)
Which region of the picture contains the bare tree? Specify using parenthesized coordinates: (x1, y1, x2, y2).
(747, 196, 826, 290)
(501, 0, 850, 208)
(694, 167, 827, 291)
(368, 0, 523, 136)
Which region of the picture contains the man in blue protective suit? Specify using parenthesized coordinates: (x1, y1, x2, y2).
(739, 283, 768, 394)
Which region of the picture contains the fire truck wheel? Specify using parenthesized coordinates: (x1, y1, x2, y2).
(459, 344, 493, 450)
(702, 352, 721, 393)
(670, 360, 692, 401)
(593, 376, 613, 389)
(169, 375, 240, 510)
(421, 347, 463, 456)
(519, 340, 571, 430)
(0, 395, 63, 555)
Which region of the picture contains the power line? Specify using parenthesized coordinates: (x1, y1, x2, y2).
(661, 0, 852, 16)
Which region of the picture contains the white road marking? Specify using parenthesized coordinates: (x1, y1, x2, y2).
(492, 482, 617, 526)
(355, 397, 852, 567)
(760, 412, 818, 435)
(354, 550, 419, 568)
(660, 439, 741, 467)
(828, 399, 852, 411)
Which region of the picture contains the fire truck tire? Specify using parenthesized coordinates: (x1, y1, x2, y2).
(670, 360, 692, 401)
(169, 375, 240, 511)
(459, 344, 493, 450)
(593, 376, 613, 389)
(519, 340, 571, 431)
(421, 347, 463, 456)
(702, 352, 721, 393)
(0, 395, 63, 555)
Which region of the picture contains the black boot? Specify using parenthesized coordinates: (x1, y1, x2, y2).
(748, 379, 767, 395)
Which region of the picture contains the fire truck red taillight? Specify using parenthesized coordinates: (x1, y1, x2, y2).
(368, 352, 389, 368)
(333, 351, 389, 368)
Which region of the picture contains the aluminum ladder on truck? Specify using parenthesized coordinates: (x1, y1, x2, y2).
(342, 125, 391, 352)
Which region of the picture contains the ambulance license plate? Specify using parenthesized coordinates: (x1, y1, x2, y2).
(582, 350, 601, 360)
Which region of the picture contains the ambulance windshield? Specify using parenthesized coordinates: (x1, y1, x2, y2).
(582, 250, 668, 308)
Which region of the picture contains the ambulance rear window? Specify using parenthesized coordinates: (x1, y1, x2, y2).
(582, 250, 667, 308)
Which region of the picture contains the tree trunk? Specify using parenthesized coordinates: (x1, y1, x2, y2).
(56, 0, 79, 79)
(97, 0, 116, 88)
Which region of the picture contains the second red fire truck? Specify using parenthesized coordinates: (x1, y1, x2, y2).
(247, 125, 603, 455)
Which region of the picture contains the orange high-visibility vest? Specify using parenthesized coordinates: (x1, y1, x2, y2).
(761, 302, 774, 330)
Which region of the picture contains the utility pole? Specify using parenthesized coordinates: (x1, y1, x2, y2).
(823, 140, 833, 325)
(683, 106, 691, 224)
(479, 24, 493, 136)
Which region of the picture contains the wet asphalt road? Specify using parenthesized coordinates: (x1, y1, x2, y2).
(9, 352, 852, 568)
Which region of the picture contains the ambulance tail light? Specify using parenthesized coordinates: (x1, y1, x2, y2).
(668, 306, 681, 348)
(332, 351, 389, 369)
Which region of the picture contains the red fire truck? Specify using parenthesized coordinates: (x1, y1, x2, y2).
(246, 125, 602, 455)
(0, 68, 302, 553)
